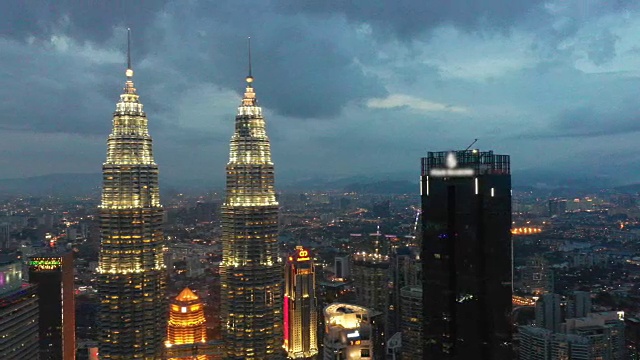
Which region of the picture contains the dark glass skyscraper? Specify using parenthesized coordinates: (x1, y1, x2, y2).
(420, 150, 512, 359)
(220, 66, 282, 359)
(96, 31, 166, 359)
(28, 251, 75, 360)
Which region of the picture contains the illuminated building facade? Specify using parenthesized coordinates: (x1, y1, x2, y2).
(166, 288, 218, 360)
(220, 60, 282, 359)
(96, 31, 166, 359)
(323, 303, 374, 360)
(28, 252, 75, 360)
(420, 150, 512, 359)
(284, 246, 318, 359)
(0, 258, 39, 359)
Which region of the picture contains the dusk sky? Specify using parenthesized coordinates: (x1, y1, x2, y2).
(1, 0, 639, 186)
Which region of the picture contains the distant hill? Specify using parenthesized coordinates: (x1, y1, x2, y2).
(0, 173, 101, 196)
(614, 183, 640, 194)
(343, 180, 417, 194)
(0, 170, 624, 197)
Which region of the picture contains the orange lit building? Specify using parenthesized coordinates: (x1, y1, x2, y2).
(166, 288, 215, 360)
(284, 246, 318, 359)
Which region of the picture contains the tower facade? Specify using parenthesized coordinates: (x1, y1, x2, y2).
(400, 285, 423, 359)
(28, 251, 75, 360)
(352, 253, 389, 318)
(220, 68, 282, 359)
(535, 293, 562, 333)
(96, 33, 166, 359)
(284, 246, 318, 359)
(420, 150, 512, 359)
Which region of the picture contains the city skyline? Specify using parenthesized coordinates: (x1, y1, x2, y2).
(0, 1, 639, 186)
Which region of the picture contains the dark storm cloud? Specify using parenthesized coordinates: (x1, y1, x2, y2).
(0, 1, 386, 126)
(1, 0, 640, 183)
(0, 41, 114, 135)
(137, 0, 387, 119)
(0, 0, 168, 46)
(274, 0, 547, 38)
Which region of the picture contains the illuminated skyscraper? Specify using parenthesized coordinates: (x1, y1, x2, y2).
(28, 251, 75, 360)
(220, 44, 282, 360)
(420, 150, 512, 359)
(166, 288, 219, 360)
(284, 246, 318, 359)
(96, 30, 166, 359)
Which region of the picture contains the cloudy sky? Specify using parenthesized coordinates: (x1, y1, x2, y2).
(0, 0, 639, 186)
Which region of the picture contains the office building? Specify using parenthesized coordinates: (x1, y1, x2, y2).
(519, 326, 553, 360)
(28, 252, 75, 360)
(420, 150, 512, 358)
(535, 293, 562, 333)
(387, 247, 419, 337)
(334, 255, 350, 281)
(625, 317, 640, 360)
(567, 291, 592, 319)
(518, 255, 554, 295)
(519, 312, 625, 360)
(400, 285, 422, 359)
(558, 312, 625, 360)
(96, 31, 166, 359)
(548, 199, 567, 216)
(0, 223, 9, 249)
(0, 258, 39, 359)
(352, 252, 389, 316)
(220, 54, 282, 359)
(284, 246, 318, 359)
(323, 303, 374, 360)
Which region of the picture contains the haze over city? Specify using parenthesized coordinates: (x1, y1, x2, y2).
(1, 0, 639, 187)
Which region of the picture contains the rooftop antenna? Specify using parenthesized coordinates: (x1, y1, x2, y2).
(465, 138, 478, 151)
(246, 37, 253, 84)
(126, 28, 133, 79)
(127, 28, 131, 69)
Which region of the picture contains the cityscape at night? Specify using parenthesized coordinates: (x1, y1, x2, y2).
(2, 1, 640, 360)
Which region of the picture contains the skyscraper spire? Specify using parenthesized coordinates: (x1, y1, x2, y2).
(247, 36, 253, 83)
(220, 41, 283, 359)
(126, 28, 133, 79)
(96, 29, 166, 360)
(241, 38, 257, 108)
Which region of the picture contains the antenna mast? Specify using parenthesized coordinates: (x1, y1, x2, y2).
(465, 139, 478, 151)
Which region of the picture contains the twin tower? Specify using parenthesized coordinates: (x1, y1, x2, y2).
(96, 34, 282, 359)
